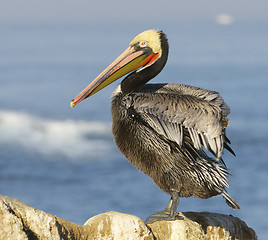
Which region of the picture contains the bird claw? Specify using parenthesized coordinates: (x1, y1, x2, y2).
(145, 210, 183, 224)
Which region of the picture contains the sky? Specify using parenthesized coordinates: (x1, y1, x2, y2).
(1, 0, 267, 24)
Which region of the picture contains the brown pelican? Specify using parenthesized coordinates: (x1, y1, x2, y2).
(70, 29, 240, 222)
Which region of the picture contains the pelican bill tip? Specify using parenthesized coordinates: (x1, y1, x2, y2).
(70, 100, 75, 108)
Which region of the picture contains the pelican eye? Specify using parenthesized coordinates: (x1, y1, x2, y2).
(139, 41, 148, 48)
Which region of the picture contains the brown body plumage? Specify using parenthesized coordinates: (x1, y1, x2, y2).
(112, 83, 236, 205)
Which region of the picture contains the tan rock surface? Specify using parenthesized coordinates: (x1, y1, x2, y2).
(84, 211, 154, 239)
(0, 195, 257, 240)
(147, 212, 257, 240)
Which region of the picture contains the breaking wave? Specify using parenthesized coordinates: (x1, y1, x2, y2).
(0, 110, 114, 161)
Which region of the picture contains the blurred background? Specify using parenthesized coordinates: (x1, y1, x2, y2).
(0, 0, 267, 238)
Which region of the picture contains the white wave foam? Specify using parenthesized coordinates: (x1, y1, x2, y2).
(0, 110, 114, 160)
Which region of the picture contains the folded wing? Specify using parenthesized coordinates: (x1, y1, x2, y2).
(122, 84, 233, 160)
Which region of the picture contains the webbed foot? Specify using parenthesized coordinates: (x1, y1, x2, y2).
(145, 210, 183, 224)
(145, 191, 182, 224)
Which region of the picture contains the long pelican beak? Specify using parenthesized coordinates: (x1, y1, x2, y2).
(70, 45, 158, 107)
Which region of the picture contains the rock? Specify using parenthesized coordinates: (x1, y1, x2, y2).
(0, 195, 257, 240)
(84, 211, 154, 239)
(0, 195, 153, 240)
(147, 212, 258, 240)
(0, 195, 85, 240)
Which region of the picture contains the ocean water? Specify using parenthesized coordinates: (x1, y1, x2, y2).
(0, 21, 267, 238)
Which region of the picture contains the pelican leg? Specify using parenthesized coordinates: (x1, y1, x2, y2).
(166, 192, 180, 217)
(145, 192, 183, 224)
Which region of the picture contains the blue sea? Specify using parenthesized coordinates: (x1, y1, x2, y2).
(0, 21, 267, 238)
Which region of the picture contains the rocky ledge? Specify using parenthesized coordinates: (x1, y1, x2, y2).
(0, 195, 257, 240)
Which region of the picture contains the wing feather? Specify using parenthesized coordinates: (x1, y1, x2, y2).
(122, 90, 231, 160)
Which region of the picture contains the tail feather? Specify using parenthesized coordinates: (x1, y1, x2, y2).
(221, 191, 240, 209)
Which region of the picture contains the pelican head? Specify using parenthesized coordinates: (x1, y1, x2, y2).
(70, 29, 165, 107)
